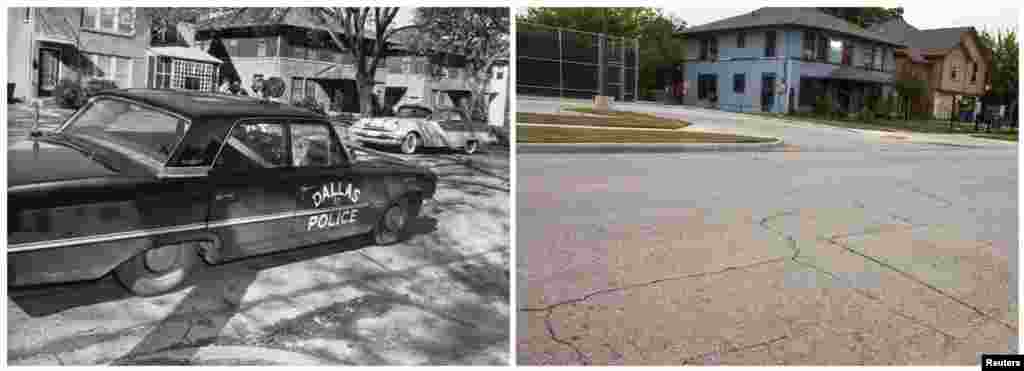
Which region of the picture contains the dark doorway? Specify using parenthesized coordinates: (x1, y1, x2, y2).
(761, 73, 776, 112)
(38, 48, 61, 97)
(385, 87, 408, 108)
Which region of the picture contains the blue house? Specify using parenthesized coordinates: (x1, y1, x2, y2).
(680, 8, 906, 114)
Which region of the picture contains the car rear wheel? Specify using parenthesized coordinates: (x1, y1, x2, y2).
(464, 140, 480, 154)
(115, 242, 198, 296)
(400, 133, 420, 154)
(374, 197, 421, 245)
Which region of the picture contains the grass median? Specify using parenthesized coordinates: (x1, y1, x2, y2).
(517, 109, 690, 130)
(519, 125, 776, 144)
(971, 132, 1019, 142)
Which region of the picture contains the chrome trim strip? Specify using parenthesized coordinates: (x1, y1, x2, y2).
(7, 203, 369, 253)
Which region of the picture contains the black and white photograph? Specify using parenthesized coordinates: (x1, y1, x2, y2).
(5, 6, 509, 365)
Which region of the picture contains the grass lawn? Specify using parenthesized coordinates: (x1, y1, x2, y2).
(517, 109, 690, 130)
(519, 125, 775, 144)
(749, 112, 1002, 134)
(971, 133, 1019, 142)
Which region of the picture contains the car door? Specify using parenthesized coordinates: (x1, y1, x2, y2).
(207, 119, 303, 258)
(438, 109, 469, 148)
(288, 119, 379, 247)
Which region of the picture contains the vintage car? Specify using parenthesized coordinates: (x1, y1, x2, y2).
(349, 104, 496, 154)
(7, 89, 438, 296)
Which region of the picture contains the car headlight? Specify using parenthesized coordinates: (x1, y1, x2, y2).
(382, 120, 399, 131)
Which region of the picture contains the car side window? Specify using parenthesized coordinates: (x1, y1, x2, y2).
(290, 122, 347, 167)
(215, 121, 288, 170)
(447, 111, 464, 122)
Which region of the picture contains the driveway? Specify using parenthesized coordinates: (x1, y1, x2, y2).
(6, 104, 510, 365)
(517, 97, 1017, 365)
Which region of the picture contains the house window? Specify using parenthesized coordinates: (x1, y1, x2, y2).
(803, 31, 816, 60)
(863, 47, 875, 69)
(291, 77, 304, 100)
(154, 57, 172, 88)
(227, 39, 239, 56)
(85, 53, 132, 88)
(951, 64, 959, 80)
(971, 63, 978, 83)
(305, 79, 317, 100)
(495, 67, 505, 80)
(873, 46, 883, 70)
(842, 43, 854, 66)
(765, 30, 777, 57)
(733, 73, 746, 94)
(256, 39, 267, 57)
(737, 32, 746, 48)
(698, 74, 718, 101)
(828, 39, 844, 64)
(818, 34, 829, 61)
(700, 38, 718, 61)
(82, 8, 135, 35)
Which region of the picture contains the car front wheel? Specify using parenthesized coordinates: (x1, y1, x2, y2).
(374, 197, 421, 245)
(464, 140, 480, 154)
(400, 133, 420, 154)
(115, 242, 199, 296)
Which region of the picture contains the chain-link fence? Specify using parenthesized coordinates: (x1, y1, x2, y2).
(517, 22, 639, 101)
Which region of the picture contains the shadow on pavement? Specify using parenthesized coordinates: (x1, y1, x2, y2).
(7, 215, 438, 319)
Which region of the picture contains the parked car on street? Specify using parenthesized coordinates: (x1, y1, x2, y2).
(349, 104, 497, 154)
(7, 89, 438, 296)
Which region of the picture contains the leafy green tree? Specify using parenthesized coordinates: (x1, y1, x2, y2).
(979, 28, 1018, 103)
(518, 8, 686, 99)
(817, 7, 903, 29)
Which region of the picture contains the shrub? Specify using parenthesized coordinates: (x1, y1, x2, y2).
(55, 79, 84, 108)
(856, 107, 877, 123)
(814, 94, 834, 118)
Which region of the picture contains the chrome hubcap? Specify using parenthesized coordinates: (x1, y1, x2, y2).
(385, 206, 406, 232)
(145, 245, 180, 273)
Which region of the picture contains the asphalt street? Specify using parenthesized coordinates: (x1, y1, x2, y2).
(517, 97, 1018, 365)
(6, 103, 510, 365)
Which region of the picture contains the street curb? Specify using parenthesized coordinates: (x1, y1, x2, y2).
(118, 345, 330, 365)
(517, 139, 784, 154)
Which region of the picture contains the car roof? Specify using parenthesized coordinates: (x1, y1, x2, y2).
(96, 89, 324, 121)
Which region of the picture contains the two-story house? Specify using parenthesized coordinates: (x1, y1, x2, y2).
(191, 8, 507, 124)
(680, 7, 905, 115)
(8, 7, 151, 100)
(7, 7, 223, 101)
(869, 19, 992, 119)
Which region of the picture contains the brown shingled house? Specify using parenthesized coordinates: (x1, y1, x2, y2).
(869, 18, 993, 120)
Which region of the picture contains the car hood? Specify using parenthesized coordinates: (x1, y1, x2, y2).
(7, 135, 145, 188)
(356, 117, 426, 129)
(352, 157, 436, 179)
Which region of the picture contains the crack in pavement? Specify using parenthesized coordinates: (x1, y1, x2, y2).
(679, 335, 791, 365)
(907, 186, 954, 208)
(519, 258, 788, 365)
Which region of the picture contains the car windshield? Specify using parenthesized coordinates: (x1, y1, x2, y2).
(61, 98, 189, 165)
(395, 106, 431, 118)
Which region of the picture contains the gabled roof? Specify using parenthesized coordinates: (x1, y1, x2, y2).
(681, 7, 904, 47)
(870, 19, 989, 61)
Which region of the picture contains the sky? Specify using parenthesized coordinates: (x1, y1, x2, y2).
(664, 7, 1019, 33)
(517, 5, 1019, 33)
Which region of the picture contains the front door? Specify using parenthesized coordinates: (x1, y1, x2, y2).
(38, 48, 61, 97)
(288, 120, 378, 246)
(761, 73, 776, 112)
(207, 119, 302, 258)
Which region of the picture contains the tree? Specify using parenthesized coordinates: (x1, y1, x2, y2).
(979, 28, 1018, 103)
(313, 8, 418, 115)
(518, 8, 686, 100)
(817, 7, 903, 29)
(409, 8, 509, 121)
